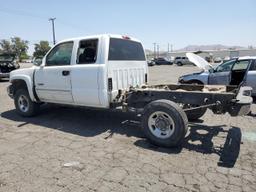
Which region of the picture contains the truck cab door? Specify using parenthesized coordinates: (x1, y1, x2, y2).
(70, 38, 101, 107)
(208, 60, 235, 85)
(34, 41, 74, 103)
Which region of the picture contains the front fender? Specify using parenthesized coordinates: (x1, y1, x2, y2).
(10, 74, 36, 101)
(180, 72, 209, 84)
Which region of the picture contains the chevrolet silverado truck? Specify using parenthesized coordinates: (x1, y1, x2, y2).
(7, 34, 253, 147)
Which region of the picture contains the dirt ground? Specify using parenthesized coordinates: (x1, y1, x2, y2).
(0, 64, 256, 192)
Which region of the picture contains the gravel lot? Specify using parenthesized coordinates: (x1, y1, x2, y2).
(0, 64, 256, 192)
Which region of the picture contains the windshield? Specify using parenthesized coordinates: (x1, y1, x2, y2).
(0, 54, 15, 62)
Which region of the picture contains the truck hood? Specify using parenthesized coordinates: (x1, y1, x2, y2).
(186, 53, 213, 71)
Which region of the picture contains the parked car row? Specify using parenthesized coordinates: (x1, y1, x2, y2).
(148, 57, 172, 66)
(148, 56, 195, 66)
(148, 55, 238, 67)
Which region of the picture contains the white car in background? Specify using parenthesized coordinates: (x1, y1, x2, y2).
(178, 53, 256, 97)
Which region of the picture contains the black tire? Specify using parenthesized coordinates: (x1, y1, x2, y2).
(14, 89, 40, 117)
(185, 107, 207, 121)
(177, 62, 183, 66)
(142, 100, 188, 147)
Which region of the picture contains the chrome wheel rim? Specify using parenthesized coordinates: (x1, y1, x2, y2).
(148, 111, 175, 139)
(18, 95, 29, 112)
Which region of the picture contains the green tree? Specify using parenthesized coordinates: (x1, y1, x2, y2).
(11, 37, 29, 62)
(33, 41, 51, 58)
(0, 39, 13, 53)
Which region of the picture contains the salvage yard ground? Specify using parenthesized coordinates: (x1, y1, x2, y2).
(0, 64, 256, 192)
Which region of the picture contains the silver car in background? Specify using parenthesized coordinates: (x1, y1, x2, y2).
(174, 56, 194, 66)
(178, 54, 256, 97)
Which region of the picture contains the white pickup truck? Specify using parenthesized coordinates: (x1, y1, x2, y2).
(7, 34, 253, 147)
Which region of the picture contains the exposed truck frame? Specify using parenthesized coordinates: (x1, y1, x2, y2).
(124, 84, 251, 117)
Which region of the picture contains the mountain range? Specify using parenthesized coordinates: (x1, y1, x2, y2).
(176, 44, 245, 52)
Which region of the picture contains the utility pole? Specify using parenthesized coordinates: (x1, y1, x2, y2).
(167, 43, 170, 53)
(153, 43, 156, 58)
(157, 44, 160, 58)
(49, 18, 56, 45)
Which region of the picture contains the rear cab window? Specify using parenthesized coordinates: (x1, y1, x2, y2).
(77, 39, 98, 64)
(108, 38, 145, 61)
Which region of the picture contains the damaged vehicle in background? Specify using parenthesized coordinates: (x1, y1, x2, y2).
(178, 53, 256, 98)
(0, 53, 20, 80)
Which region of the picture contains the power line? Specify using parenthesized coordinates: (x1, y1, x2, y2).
(157, 44, 160, 58)
(0, 8, 85, 32)
(0, 8, 46, 19)
(153, 43, 156, 58)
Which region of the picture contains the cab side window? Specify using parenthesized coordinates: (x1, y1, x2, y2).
(77, 39, 98, 64)
(215, 60, 235, 72)
(46, 42, 73, 66)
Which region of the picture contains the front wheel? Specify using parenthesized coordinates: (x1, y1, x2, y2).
(142, 100, 188, 147)
(14, 89, 40, 117)
(177, 62, 183, 66)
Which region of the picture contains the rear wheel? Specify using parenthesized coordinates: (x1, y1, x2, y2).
(14, 89, 40, 117)
(142, 100, 188, 147)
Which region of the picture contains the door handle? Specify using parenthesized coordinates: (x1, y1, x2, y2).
(62, 70, 70, 76)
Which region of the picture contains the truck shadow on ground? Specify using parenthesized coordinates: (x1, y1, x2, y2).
(135, 124, 241, 168)
(1, 105, 241, 168)
(1, 105, 143, 138)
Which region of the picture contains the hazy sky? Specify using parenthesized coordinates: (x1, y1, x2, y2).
(1, 0, 255, 54)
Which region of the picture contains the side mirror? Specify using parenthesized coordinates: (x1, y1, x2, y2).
(33, 58, 42, 66)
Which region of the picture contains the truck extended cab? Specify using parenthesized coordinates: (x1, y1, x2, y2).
(7, 34, 253, 147)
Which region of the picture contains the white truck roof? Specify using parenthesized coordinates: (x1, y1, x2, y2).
(58, 34, 142, 44)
